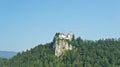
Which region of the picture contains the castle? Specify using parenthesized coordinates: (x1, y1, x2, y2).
(53, 32, 73, 57)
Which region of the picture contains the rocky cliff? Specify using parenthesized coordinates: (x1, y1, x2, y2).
(53, 33, 72, 57)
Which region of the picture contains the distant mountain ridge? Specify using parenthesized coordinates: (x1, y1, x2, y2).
(0, 51, 17, 59)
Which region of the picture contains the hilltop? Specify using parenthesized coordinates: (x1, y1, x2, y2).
(0, 33, 120, 67)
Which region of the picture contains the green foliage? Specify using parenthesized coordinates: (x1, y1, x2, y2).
(0, 58, 8, 67)
(72, 34, 75, 41)
(0, 37, 120, 67)
(55, 33, 60, 37)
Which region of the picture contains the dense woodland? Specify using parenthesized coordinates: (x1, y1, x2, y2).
(0, 36, 120, 67)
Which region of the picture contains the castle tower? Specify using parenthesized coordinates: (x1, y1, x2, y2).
(53, 32, 73, 57)
(67, 31, 72, 41)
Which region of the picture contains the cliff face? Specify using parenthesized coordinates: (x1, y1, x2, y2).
(53, 33, 72, 57)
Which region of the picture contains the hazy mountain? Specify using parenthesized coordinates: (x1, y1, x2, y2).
(0, 51, 17, 59)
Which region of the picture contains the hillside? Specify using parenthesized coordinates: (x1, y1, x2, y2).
(0, 33, 120, 67)
(0, 51, 17, 59)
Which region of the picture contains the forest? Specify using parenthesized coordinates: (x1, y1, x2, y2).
(0, 36, 120, 67)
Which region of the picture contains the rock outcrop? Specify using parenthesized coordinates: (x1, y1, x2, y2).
(53, 32, 72, 57)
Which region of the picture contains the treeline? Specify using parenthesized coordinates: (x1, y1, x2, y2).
(0, 37, 120, 67)
(0, 58, 7, 67)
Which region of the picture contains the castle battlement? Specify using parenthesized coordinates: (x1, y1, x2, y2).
(56, 32, 72, 41)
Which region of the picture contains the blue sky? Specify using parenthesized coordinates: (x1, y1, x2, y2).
(0, 0, 120, 52)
